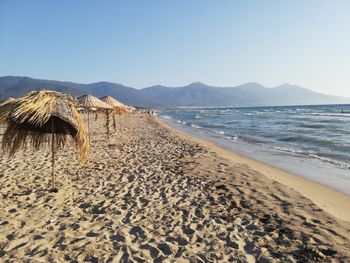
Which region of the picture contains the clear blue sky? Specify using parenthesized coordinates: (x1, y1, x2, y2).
(1, 0, 349, 96)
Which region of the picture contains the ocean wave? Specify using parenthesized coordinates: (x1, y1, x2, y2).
(190, 124, 202, 129)
(176, 120, 187, 125)
(238, 134, 269, 144)
(227, 135, 238, 140)
(297, 123, 325, 129)
(200, 123, 227, 129)
(279, 135, 333, 146)
(223, 121, 239, 125)
(308, 154, 350, 169)
(266, 145, 305, 155)
(194, 113, 202, 119)
(306, 113, 350, 118)
(264, 145, 350, 169)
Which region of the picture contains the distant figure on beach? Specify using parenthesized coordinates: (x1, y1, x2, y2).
(341, 109, 344, 113)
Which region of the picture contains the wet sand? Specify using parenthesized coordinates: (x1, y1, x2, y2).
(0, 114, 349, 262)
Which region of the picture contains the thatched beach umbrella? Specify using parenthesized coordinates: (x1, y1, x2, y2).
(100, 96, 129, 117)
(77, 94, 113, 136)
(100, 96, 127, 109)
(0, 97, 15, 106)
(0, 98, 15, 131)
(126, 106, 136, 112)
(0, 90, 89, 192)
(77, 94, 113, 109)
(100, 96, 129, 132)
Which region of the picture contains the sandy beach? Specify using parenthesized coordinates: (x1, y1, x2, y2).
(1, 113, 349, 262)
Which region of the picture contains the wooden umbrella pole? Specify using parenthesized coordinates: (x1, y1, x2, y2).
(106, 110, 110, 139)
(51, 118, 56, 192)
(82, 111, 86, 133)
(118, 114, 122, 132)
(113, 112, 117, 132)
(87, 110, 91, 135)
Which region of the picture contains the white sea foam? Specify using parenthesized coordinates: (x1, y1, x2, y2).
(308, 154, 350, 169)
(307, 113, 350, 117)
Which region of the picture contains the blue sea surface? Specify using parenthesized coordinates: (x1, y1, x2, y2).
(159, 104, 350, 194)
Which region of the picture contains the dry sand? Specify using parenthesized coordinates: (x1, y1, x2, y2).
(0, 113, 349, 262)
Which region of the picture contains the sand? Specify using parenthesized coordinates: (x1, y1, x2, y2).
(0, 113, 349, 262)
(160, 119, 350, 223)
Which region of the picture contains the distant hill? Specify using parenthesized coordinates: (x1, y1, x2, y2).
(1, 76, 349, 107)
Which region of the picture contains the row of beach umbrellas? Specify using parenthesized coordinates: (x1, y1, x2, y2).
(77, 94, 132, 137)
(77, 94, 131, 111)
(77, 94, 134, 113)
(0, 91, 134, 192)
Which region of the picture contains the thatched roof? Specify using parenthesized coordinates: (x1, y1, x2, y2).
(0, 90, 89, 163)
(126, 106, 136, 112)
(77, 94, 113, 109)
(100, 96, 131, 115)
(0, 97, 15, 106)
(100, 96, 127, 108)
(0, 98, 17, 121)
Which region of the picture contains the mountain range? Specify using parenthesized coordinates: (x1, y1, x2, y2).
(0, 76, 349, 108)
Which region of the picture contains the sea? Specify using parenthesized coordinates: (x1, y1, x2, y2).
(158, 104, 350, 194)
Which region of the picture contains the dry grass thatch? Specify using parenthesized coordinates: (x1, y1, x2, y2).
(100, 96, 130, 115)
(77, 94, 113, 110)
(0, 90, 89, 163)
(0, 97, 15, 106)
(100, 96, 126, 108)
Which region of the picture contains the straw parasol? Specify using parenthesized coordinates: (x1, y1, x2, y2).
(0, 98, 15, 131)
(0, 90, 89, 192)
(0, 97, 15, 106)
(100, 96, 127, 108)
(77, 94, 113, 110)
(77, 94, 113, 136)
(100, 96, 129, 131)
(126, 106, 136, 112)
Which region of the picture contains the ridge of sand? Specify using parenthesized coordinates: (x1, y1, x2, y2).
(0, 114, 349, 262)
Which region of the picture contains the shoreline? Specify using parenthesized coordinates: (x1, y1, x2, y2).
(157, 116, 350, 223)
(158, 107, 350, 196)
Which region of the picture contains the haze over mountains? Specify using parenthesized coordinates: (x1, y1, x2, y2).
(0, 76, 349, 108)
